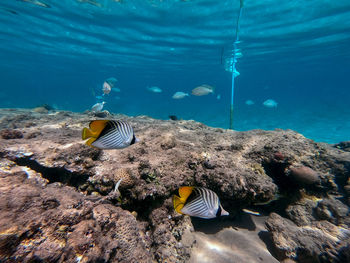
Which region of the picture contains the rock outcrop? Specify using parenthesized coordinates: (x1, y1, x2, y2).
(0, 108, 349, 262)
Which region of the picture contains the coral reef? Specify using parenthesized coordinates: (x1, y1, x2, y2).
(114, 168, 135, 189)
(0, 129, 23, 139)
(0, 171, 153, 263)
(0, 108, 349, 262)
(266, 213, 350, 262)
(334, 141, 350, 152)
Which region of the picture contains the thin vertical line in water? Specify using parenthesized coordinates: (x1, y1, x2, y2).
(230, 1, 244, 130)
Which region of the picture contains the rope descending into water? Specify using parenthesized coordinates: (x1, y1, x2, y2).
(230, 0, 244, 129)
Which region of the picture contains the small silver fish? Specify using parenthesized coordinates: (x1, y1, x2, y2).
(82, 120, 139, 149)
(102, 82, 111, 95)
(147, 86, 162, 93)
(191, 84, 215, 96)
(245, 100, 255, 106)
(172, 92, 189, 99)
(173, 186, 229, 219)
(103, 77, 117, 95)
(91, 101, 106, 112)
(263, 99, 278, 108)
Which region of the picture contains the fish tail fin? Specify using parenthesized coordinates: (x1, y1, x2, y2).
(82, 127, 94, 140)
(173, 195, 185, 214)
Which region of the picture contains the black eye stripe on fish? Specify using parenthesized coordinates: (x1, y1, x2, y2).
(82, 120, 139, 150)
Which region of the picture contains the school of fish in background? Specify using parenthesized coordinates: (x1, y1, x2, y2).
(86, 77, 278, 217)
(81, 118, 260, 219)
(86, 74, 276, 217)
(90, 77, 278, 113)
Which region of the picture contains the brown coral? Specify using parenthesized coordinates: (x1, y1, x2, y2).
(114, 168, 135, 189)
(160, 134, 176, 150)
(0, 129, 23, 139)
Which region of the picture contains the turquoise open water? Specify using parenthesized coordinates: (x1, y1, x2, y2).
(0, 0, 349, 143)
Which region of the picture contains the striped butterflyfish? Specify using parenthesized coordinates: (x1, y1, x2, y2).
(173, 186, 229, 219)
(82, 120, 138, 149)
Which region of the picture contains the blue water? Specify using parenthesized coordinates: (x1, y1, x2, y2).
(1, 0, 349, 143)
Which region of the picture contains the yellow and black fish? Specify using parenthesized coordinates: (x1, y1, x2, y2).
(82, 120, 139, 149)
(173, 186, 229, 219)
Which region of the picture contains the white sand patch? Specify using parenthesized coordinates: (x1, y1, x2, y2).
(189, 216, 279, 263)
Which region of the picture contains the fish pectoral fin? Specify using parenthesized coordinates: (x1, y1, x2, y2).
(173, 195, 185, 214)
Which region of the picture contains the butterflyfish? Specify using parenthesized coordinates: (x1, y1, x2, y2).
(82, 120, 139, 149)
(173, 186, 229, 219)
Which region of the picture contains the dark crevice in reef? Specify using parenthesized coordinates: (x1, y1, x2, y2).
(261, 159, 296, 192)
(333, 162, 350, 197)
(12, 156, 89, 187)
(317, 150, 350, 196)
(260, 160, 298, 216)
(0, 225, 41, 258)
(120, 191, 168, 221)
(254, 195, 293, 218)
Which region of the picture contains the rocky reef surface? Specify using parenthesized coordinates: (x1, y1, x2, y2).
(0, 108, 349, 263)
